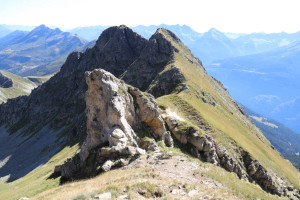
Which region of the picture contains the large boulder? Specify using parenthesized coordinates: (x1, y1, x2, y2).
(76, 69, 172, 169)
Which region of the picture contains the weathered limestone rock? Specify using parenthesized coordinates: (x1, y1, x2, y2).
(101, 160, 113, 172)
(60, 69, 173, 181)
(80, 69, 138, 161)
(128, 87, 173, 147)
(94, 192, 112, 200)
(80, 69, 173, 161)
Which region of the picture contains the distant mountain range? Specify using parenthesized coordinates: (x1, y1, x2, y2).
(207, 41, 300, 133)
(0, 24, 36, 38)
(0, 25, 87, 76)
(67, 24, 300, 65)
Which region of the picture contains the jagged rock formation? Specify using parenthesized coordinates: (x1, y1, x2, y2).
(59, 69, 172, 180)
(0, 25, 147, 136)
(122, 28, 186, 97)
(82, 69, 173, 161)
(0, 72, 13, 88)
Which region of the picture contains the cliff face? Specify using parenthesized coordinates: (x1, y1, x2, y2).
(122, 28, 186, 97)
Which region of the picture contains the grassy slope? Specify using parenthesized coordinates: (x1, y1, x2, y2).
(0, 144, 80, 200)
(0, 70, 51, 103)
(0, 70, 37, 103)
(26, 74, 53, 85)
(155, 30, 300, 189)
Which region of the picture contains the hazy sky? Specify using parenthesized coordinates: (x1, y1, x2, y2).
(1, 0, 300, 33)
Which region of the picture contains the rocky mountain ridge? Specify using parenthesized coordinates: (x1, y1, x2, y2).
(58, 67, 299, 198)
(0, 25, 299, 199)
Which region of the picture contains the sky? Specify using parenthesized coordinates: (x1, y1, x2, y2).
(1, 0, 300, 33)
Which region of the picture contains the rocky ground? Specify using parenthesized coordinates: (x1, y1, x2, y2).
(119, 153, 234, 200)
(34, 152, 248, 200)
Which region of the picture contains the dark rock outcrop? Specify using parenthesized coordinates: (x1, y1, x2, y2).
(122, 28, 185, 97)
(0, 72, 13, 88)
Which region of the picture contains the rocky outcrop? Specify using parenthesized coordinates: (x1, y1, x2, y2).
(127, 87, 173, 147)
(81, 69, 173, 161)
(0, 72, 13, 88)
(59, 69, 172, 180)
(81, 69, 139, 160)
(122, 28, 184, 97)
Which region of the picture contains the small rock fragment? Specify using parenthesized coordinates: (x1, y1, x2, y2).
(94, 192, 112, 200)
(101, 160, 113, 172)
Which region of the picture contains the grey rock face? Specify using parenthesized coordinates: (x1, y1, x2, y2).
(60, 69, 170, 180)
(101, 160, 113, 172)
(81, 69, 138, 161)
(81, 69, 171, 161)
(122, 28, 184, 97)
(0, 72, 13, 88)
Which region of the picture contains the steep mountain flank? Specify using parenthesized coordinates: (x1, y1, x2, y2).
(0, 26, 299, 199)
(0, 70, 45, 103)
(122, 28, 187, 97)
(243, 105, 300, 170)
(0, 25, 147, 130)
(0, 26, 148, 185)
